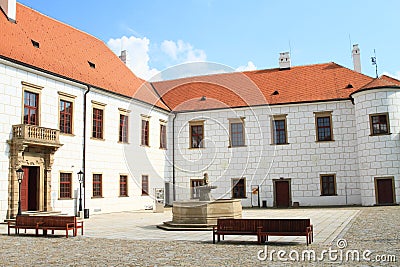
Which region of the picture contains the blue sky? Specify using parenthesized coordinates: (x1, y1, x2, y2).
(18, 0, 400, 80)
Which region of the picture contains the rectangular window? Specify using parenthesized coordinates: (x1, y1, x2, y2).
(119, 114, 129, 143)
(190, 179, 204, 199)
(320, 174, 336, 196)
(60, 100, 73, 134)
(24, 91, 39, 125)
(59, 173, 72, 199)
(93, 174, 102, 197)
(92, 108, 104, 139)
(142, 175, 149, 196)
(141, 119, 150, 146)
(120, 175, 128, 197)
(160, 123, 167, 149)
(232, 178, 246, 198)
(230, 119, 245, 147)
(190, 121, 204, 148)
(315, 112, 333, 142)
(370, 113, 390, 135)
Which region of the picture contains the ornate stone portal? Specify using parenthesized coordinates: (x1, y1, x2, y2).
(7, 124, 62, 219)
(159, 175, 242, 230)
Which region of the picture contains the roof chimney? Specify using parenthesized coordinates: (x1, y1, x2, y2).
(352, 44, 361, 73)
(119, 50, 127, 64)
(279, 52, 291, 70)
(0, 0, 16, 22)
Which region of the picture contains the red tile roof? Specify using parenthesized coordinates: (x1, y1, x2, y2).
(0, 4, 168, 110)
(152, 63, 374, 112)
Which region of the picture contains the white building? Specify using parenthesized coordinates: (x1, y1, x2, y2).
(0, 1, 399, 220)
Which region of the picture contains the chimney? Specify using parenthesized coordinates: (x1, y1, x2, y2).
(119, 50, 127, 64)
(279, 52, 291, 70)
(0, 0, 16, 22)
(352, 44, 361, 73)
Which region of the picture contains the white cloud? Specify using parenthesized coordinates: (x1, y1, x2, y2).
(236, 61, 257, 72)
(161, 40, 207, 63)
(107, 36, 160, 80)
(382, 71, 400, 80)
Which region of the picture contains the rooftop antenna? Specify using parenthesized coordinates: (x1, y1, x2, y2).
(371, 49, 378, 78)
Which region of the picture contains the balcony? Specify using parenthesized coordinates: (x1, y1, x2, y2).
(12, 124, 62, 148)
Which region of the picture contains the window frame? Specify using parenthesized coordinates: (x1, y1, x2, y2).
(189, 120, 205, 148)
(58, 92, 76, 135)
(320, 174, 337, 196)
(315, 111, 334, 142)
(160, 120, 167, 149)
(92, 173, 103, 198)
(141, 115, 150, 146)
(229, 118, 245, 147)
(190, 179, 204, 199)
(21, 82, 42, 126)
(59, 172, 72, 199)
(271, 114, 288, 145)
(369, 113, 391, 136)
(232, 178, 246, 199)
(119, 174, 128, 197)
(141, 175, 149, 196)
(91, 101, 106, 140)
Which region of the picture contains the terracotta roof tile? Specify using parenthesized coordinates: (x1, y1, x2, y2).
(0, 4, 168, 110)
(153, 63, 374, 112)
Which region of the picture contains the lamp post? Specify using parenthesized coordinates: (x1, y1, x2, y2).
(77, 170, 84, 213)
(16, 167, 24, 216)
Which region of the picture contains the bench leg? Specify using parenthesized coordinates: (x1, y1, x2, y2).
(213, 232, 215, 244)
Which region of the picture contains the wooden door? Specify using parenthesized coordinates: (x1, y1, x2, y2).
(275, 181, 290, 208)
(376, 178, 394, 204)
(28, 167, 38, 211)
(21, 167, 29, 211)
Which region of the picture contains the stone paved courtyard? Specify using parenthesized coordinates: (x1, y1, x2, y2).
(0, 206, 399, 266)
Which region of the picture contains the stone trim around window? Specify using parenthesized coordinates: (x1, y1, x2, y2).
(320, 174, 337, 196)
(228, 117, 246, 147)
(314, 111, 334, 142)
(58, 93, 75, 135)
(189, 120, 205, 149)
(270, 114, 288, 145)
(369, 112, 391, 136)
(21, 82, 43, 126)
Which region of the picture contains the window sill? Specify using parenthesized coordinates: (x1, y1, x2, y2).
(232, 197, 247, 199)
(316, 140, 335, 143)
(141, 144, 150, 148)
(159, 147, 167, 150)
(320, 194, 337, 196)
(228, 145, 247, 148)
(91, 196, 104, 199)
(58, 197, 73, 200)
(60, 133, 75, 137)
(188, 147, 205, 149)
(118, 141, 130, 144)
(90, 137, 105, 141)
(119, 195, 129, 198)
(141, 194, 149, 196)
(370, 133, 391, 136)
(270, 143, 290, 146)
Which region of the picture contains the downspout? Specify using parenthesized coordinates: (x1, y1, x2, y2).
(172, 112, 176, 202)
(83, 85, 91, 212)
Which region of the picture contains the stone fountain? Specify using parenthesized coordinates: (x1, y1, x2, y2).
(158, 173, 242, 230)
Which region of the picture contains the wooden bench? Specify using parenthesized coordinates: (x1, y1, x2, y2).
(213, 218, 313, 245)
(257, 218, 313, 245)
(7, 215, 45, 236)
(41, 216, 83, 238)
(7, 215, 84, 238)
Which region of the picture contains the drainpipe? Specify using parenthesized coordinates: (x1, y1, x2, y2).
(172, 112, 176, 202)
(83, 86, 91, 213)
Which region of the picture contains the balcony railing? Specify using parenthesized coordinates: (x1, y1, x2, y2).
(12, 124, 60, 145)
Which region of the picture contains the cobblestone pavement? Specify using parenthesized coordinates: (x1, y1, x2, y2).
(0, 206, 398, 266)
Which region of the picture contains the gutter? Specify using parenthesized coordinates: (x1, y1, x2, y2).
(172, 112, 176, 202)
(83, 85, 91, 212)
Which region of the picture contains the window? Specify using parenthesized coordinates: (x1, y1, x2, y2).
(190, 121, 204, 148)
(229, 118, 245, 147)
(315, 112, 333, 141)
(59, 173, 72, 199)
(24, 91, 39, 125)
(92, 108, 103, 139)
(320, 174, 336, 196)
(160, 123, 167, 149)
(119, 114, 129, 143)
(142, 175, 149, 196)
(120, 175, 128, 197)
(190, 179, 204, 199)
(272, 115, 288, 145)
(370, 113, 390, 135)
(60, 100, 73, 134)
(93, 174, 102, 197)
(232, 178, 246, 198)
(141, 117, 150, 146)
